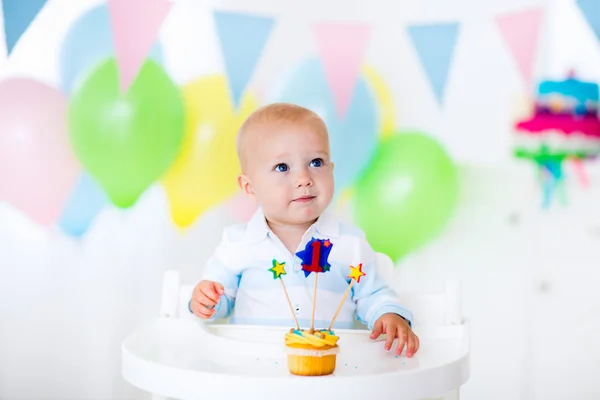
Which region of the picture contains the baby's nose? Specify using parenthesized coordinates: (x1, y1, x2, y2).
(295, 170, 313, 187)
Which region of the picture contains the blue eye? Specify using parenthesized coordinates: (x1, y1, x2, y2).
(275, 163, 289, 172)
(310, 158, 323, 168)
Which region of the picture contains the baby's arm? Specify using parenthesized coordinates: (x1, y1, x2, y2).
(190, 230, 241, 321)
(352, 235, 413, 330)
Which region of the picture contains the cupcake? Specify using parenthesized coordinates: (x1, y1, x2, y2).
(284, 328, 340, 376)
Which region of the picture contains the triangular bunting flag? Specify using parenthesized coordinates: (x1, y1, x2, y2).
(407, 23, 460, 105)
(312, 22, 371, 119)
(495, 8, 544, 88)
(2, 0, 48, 55)
(576, 0, 600, 43)
(108, 0, 172, 92)
(213, 11, 275, 109)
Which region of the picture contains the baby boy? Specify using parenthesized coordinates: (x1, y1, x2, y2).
(190, 103, 419, 357)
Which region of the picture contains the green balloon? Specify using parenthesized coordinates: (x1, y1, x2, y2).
(69, 58, 184, 208)
(354, 132, 459, 261)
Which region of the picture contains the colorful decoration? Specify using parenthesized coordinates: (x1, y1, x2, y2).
(328, 264, 367, 330)
(267, 57, 378, 194)
(296, 238, 333, 277)
(2, 0, 48, 55)
(406, 22, 460, 105)
(1, 2, 581, 236)
(161, 75, 259, 229)
(0, 78, 79, 226)
(312, 22, 371, 119)
(68, 58, 184, 209)
(271, 241, 365, 332)
(296, 238, 334, 330)
(513, 74, 600, 208)
(577, 0, 600, 43)
(538, 76, 599, 116)
(354, 132, 459, 262)
(213, 10, 275, 109)
(495, 7, 545, 89)
(269, 260, 299, 330)
(348, 263, 367, 284)
(269, 259, 287, 279)
(108, 0, 172, 92)
(59, 4, 164, 94)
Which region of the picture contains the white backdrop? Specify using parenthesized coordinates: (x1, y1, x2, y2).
(2, 0, 600, 399)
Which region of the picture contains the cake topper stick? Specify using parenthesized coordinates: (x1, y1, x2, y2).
(296, 238, 333, 332)
(328, 264, 366, 330)
(311, 274, 318, 331)
(269, 259, 300, 330)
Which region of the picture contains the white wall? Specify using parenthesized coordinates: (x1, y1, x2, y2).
(397, 162, 600, 400)
(2, 0, 600, 399)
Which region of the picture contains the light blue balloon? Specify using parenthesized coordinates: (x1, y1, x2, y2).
(59, 173, 108, 237)
(267, 58, 378, 192)
(59, 4, 164, 94)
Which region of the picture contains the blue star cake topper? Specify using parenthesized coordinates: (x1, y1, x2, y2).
(295, 238, 333, 277)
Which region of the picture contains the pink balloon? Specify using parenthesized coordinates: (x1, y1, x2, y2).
(0, 78, 79, 225)
(226, 191, 257, 223)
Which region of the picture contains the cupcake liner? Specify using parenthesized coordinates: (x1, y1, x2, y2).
(286, 353, 338, 376)
(284, 345, 339, 376)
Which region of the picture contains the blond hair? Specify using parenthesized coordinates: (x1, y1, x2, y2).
(236, 103, 329, 171)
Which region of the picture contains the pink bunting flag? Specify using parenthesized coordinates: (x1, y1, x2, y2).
(495, 7, 544, 88)
(312, 22, 371, 119)
(108, 0, 172, 92)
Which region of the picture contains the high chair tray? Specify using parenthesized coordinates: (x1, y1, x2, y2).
(122, 319, 469, 400)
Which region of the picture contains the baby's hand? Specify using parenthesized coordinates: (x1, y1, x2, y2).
(190, 280, 224, 319)
(370, 313, 420, 357)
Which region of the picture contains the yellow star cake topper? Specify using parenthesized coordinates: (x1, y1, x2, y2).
(348, 263, 366, 283)
(269, 259, 287, 279)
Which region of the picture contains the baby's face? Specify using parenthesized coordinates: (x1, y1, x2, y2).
(240, 121, 334, 227)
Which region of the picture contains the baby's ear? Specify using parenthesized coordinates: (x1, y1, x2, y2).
(237, 174, 255, 197)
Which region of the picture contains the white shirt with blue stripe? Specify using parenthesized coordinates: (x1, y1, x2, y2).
(198, 208, 412, 330)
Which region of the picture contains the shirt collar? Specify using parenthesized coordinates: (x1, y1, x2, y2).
(244, 207, 340, 243)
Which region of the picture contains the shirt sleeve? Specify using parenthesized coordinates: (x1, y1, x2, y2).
(191, 229, 241, 321)
(352, 234, 413, 330)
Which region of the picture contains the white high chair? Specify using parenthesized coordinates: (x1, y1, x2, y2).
(122, 253, 470, 400)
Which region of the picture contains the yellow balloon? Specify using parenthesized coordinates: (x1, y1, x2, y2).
(336, 186, 354, 207)
(362, 65, 397, 139)
(162, 75, 259, 228)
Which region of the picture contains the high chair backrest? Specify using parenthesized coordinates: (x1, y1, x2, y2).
(161, 252, 462, 327)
